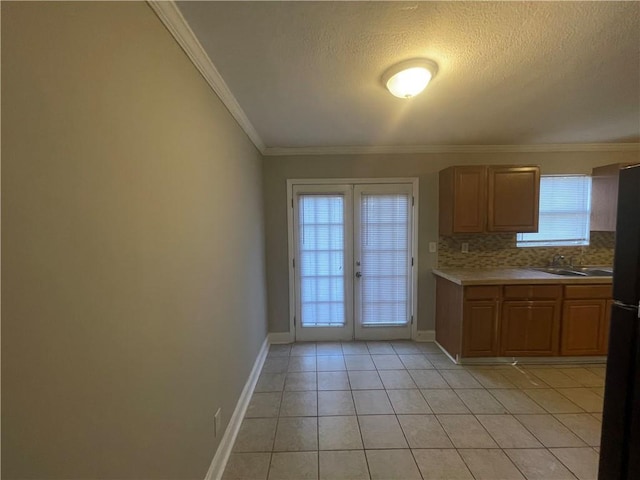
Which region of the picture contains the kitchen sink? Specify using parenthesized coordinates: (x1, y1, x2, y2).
(569, 266, 613, 276)
(531, 267, 588, 276)
(530, 266, 613, 277)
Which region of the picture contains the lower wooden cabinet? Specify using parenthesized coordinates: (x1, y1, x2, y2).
(561, 300, 608, 355)
(560, 284, 613, 356)
(501, 301, 561, 356)
(434, 277, 612, 360)
(463, 300, 500, 357)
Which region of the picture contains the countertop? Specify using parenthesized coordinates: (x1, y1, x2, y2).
(432, 268, 613, 286)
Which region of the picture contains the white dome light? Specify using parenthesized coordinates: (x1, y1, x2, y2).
(382, 59, 438, 99)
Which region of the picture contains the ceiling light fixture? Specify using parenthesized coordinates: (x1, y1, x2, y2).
(382, 59, 438, 99)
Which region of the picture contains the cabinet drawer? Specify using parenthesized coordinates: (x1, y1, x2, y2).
(503, 285, 562, 300)
(464, 286, 501, 300)
(564, 285, 612, 299)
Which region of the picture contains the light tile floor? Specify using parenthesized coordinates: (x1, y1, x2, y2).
(223, 341, 605, 480)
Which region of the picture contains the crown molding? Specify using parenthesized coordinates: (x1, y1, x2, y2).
(146, 1, 639, 159)
(263, 143, 640, 157)
(147, 0, 266, 153)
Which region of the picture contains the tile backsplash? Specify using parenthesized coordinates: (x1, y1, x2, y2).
(438, 231, 615, 269)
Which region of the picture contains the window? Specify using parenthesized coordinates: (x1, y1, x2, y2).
(298, 194, 346, 326)
(359, 192, 410, 326)
(517, 175, 591, 247)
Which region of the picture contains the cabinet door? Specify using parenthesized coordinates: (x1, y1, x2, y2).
(453, 167, 486, 233)
(440, 166, 486, 234)
(501, 301, 560, 356)
(487, 166, 540, 232)
(590, 164, 621, 232)
(463, 300, 499, 357)
(561, 300, 607, 355)
(590, 163, 635, 232)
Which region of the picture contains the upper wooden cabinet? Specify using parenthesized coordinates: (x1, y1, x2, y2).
(590, 163, 638, 232)
(439, 166, 486, 234)
(439, 165, 540, 235)
(487, 166, 540, 232)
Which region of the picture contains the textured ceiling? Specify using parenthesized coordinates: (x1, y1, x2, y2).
(176, 1, 640, 149)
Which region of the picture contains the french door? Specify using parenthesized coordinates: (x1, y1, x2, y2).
(290, 180, 416, 341)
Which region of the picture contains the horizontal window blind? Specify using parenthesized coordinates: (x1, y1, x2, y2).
(360, 194, 410, 325)
(517, 175, 591, 247)
(298, 195, 345, 326)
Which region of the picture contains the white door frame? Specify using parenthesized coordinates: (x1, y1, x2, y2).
(286, 178, 419, 342)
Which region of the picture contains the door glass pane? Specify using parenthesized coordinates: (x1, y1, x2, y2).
(360, 194, 409, 325)
(298, 195, 345, 326)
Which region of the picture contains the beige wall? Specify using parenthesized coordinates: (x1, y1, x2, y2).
(264, 150, 639, 334)
(2, 2, 267, 478)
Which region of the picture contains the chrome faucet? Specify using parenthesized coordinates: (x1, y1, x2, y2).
(550, 254, 565, 267)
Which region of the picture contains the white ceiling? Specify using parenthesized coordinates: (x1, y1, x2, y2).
(174, 1, 640, 151)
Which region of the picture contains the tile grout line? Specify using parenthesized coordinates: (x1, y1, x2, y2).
(428, 400, 478, 479)
(511, 412, 588, 450)
(500, 446, 537, 480)
(547, 446, 594, 480)
(265, 355, 287, 480)
(388, 345, 424, 478)
(350, 362, 372, 480)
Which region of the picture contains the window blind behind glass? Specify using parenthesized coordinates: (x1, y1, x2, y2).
(298, 195, 345, 326)
(518, 175, 591, 246)
(360, 194, 410, 325)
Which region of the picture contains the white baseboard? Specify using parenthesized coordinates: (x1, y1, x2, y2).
(415, 330, 435, 342)
(268, 331, 293, 344)
(204, 336, 269, 480)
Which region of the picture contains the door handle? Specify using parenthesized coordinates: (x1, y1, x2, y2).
(355, 272, 362, 278)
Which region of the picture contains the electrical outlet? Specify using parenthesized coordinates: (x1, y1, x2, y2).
(428, 242, 437, 253)
(461, 243, 469, 254)
(214, 408, 222, 438)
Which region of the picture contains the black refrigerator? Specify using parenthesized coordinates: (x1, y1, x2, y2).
(599, 164, 640, 480)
